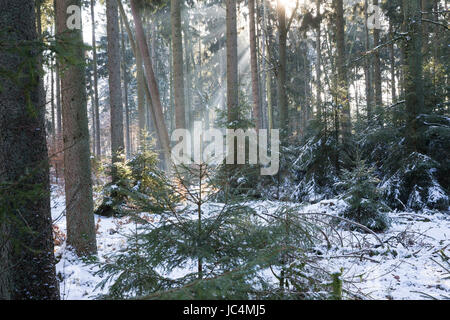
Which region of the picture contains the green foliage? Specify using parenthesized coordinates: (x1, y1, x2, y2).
(270, 108, 341, 202)
(382, 152, 448, 211)
(336, 157, 390, 232)
(212, 92, 265, 200)
(330, 270, 343, 300)
(359, 110, 449, 212)
(95, 149, 174, 217)
(92, 162, 339, 300)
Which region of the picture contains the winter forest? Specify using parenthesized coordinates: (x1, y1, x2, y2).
(0, 0, 449, 302)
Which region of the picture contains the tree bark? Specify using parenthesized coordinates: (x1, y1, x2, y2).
(106, 0, 125, 179)
(373, 0, 383, 116)
(117, 1, 147, 148)
(55, 0, 97, 256)
(0, 0, 59, 299)
(51, 56, 56, 145)
(333, 0, 351, 142)
(171, 0, 186, 130)
(277, 0, 288, 139)
(402, 0, 424, 152)
(261, 0, 268, 129)
(364, 0, 373, 123)
(389, 21, 396, 104)
(130, 0, 171, 167)
(90, 0, 101, 158)
(249, 0, 261, 130)
(226, 0, 239, 124)
(315, 0, 322, 118)
(120, 15, 131, 158)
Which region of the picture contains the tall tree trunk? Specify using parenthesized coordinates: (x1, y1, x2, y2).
(90, 0, 101, 158)
(261, 0, 268, 129)
(55, 41, 63, 138)
(51, 57, 56, 145)
(171, 0, 186, 130)
(0, 0, 59, 300)
(373, 0, 383, 117)
(130, 0, 171, 167)
(106, 0, 124, 180)
(277, 0, 288, 139)
(55, 0, 97, 256)
(402, 0, 424, 152)
(333, 0, 351, 142)
(226, 0, 239, 124)
(389, 21, 396, 104)
(137, 48, 147, 145)
(117, 1, 147, 148)
(120, 15, 131, 158)
(364, 0, 373, 123)
(315, 0, 322, 119)
(184, 29, 193, 131)
(249, 0, 261, 130)
(89, 75, 96, 156)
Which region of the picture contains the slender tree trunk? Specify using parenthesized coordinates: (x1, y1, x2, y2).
(402, 0, 424, 152)
(277, 0, 288, 139)
(315, 0, 322, 118)
(89, 75, 96, 156)
(0, 0, 59, 300)
(333, 0, 351, 142)
(226, 0, 239, 124)
(364, 0, 373, 123)
(55, 60, 62, 138)
(90, 0, 101, 158)
(389, 21, 396, 104)
(106, 0, 125, 179)
(373, 0, 383, 115)
(249, 0, 261, 130)
(117, 1, 147, 148)
(130, 0, 171, 166)
(184, 29, 193, 131)
(120, 15, 131, 159)
(149, 20, 159, 138)
(171, 0, 186, 130)
(55, 0, 97, 256)
(51, 57, 56, 145)
(261, 0, 268, 129)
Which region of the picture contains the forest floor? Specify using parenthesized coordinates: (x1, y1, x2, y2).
(50, 185, 450, 300)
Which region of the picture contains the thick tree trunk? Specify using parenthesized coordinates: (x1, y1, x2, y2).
(171, 0, 186, 130)
(0, 0, 59, 300)
(55, 0, 97, 256)
(226, 0, 239, 124)
(90, 0, 101, 158)
(249, 0, 261, 130)
(130, 0, 171, 167)
(333, 0, 351, 142)
(106, 0, 125, 179)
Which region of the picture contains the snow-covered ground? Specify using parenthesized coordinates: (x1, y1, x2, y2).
(51, 187, 450, 300)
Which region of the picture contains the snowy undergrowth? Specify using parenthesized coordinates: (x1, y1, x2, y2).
(51, 186, 450, 300)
